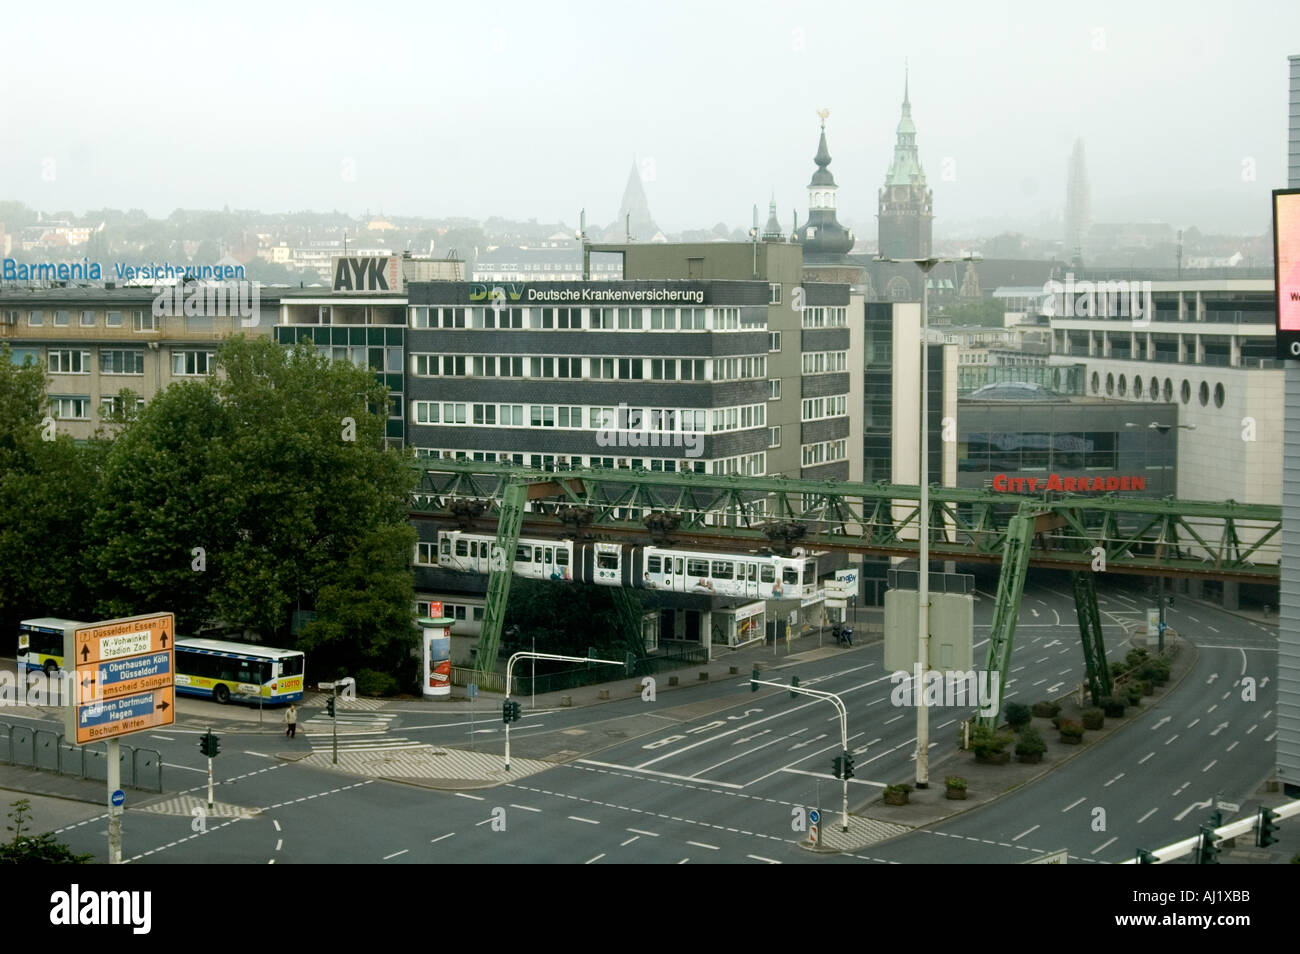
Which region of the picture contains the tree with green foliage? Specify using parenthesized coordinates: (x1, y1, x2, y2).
(90, 336, 417, 658)
(503, 578, 644, 659)
(0, 799, 93, 864)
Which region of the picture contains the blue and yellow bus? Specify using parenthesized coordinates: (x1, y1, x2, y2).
(174, 638, 305, 705)
(16, 621, 305, 706)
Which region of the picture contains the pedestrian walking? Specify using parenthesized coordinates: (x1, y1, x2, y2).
(285, 703, 298, 739)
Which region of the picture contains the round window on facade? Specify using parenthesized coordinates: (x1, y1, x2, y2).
(1150, 377, 1159, 401)
(1164, 378, 1173, 402)
(1134, 377, 1143, 399)
(1181, 380, 1191, 404)
(1106, 373, 1115, 396)
(1118, 375, 1127, 397)
(1091, 371, 1100, 394)
(1199, 381, 1209, 407)
(1214, 382, 1225, 408)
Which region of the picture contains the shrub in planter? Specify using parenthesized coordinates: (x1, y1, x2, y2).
(1125, 685, 1143, 706)
(1004, 702, 1032, 731)
(1081, 707, 1104, 731)
(1137, 679, 1154, 697)
(971, 725, 1013, 764)
(1109, 661, 1128, 680)
(945, 776, 968, 799)
(1125, 648, 1149, 671)
(1016, 725, 1047, 763)
(1139, 659, 1170, 685)
(1050, 715, 1064, 730)
(1031, 700, 1061, 719)
(1101, 695, 1127, 718)
(883, 783, 912, 805)
(1058, 720, 1085, 744)
(354, 668, 400, 697)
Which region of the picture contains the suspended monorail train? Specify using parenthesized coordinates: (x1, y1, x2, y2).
(436, 531, 819, 601)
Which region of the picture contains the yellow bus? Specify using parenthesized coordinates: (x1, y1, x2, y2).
(174, 638, 305, 705)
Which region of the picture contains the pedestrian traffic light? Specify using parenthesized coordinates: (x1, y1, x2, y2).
(325, 695, 335, 717)
(790, 675, 800, 698)
(1196, 825, 1220, 864)
(1257, 807, 1280, 848)
(751, 668, 760, 692)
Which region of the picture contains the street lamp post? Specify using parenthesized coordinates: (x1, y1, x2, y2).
(1126, 421, 1195, 652)
(878, 253, 979, 789)
(503, 650, 627, 770)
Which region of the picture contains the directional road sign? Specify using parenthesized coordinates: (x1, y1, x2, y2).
(64, 613, 175, 745)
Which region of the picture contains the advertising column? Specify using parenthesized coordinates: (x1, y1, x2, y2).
(421, 603, 455, 698)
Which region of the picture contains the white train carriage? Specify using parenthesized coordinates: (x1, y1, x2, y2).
(437, 531, 819, 600)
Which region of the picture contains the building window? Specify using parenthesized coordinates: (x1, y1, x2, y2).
(172, 351, 215, 376)
(80, 310, 95, 327)
(1090, 371, 1099, 394)
(1180, 380, 1190, 404)
(1149, 377, 1159, 402)
(769, 379, 781, 400)
(50, 396, 89, 420)
(1133, 376, 1142, 399)
(1213, 382, 1225, 408)
(106, 310, 122, 328)
(101, 349, 145, 375)
(1198, 381, 1209, 407)
(769, 283, 782, 305)
(53, 310, 69, 327)
(1163, 378, 1173, 403)
(100, 395, 145, 418)
(1118, 375, 1127, 398)
(769, 331, 782, 352)
(1105, 373, 1114, 396)
(28, 310, 43, 327)
(769, 426, 781, 448)
(132, 310, 157, 332)
(48, 350, 91, 374)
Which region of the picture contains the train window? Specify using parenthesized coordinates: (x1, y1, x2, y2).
(747, 564, 757, 581)
(648, 556, 662, 573)
(597, 551, 619, 570)
(473, 607, 484, 621)
(711, 561, 734, 580)
(516, 545, 531, 562)
(471, 542, 480, 558)
(556, 548, 569, 566)
(535, 547, 544, 563)
(804, 561, 816, 583)
(544, 548, 553, 563)
(761, 565, 775, 583)
(440, 539, 450, 556)
(455, 540, 468, 557)
(687, 558, 710, 577)
(455, 606, 467, 620)
(783, 566, 799, 585)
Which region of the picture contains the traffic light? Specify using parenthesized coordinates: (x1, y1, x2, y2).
(1136, 848, 1157, 864)
(325, 695, 335, 717)
(1168, 596, 1175, 607)
(502, 699, 521, 724)
(751, 667, 760, 692)
(832, 756, 844, 779)
(625, 652, 636, 675)
(790, 675, 800, 699)
(831, 752, 854, 780)
(1196, 825, 1220, 864)
(198, 730, 220, 758)
(1257, 807, 1280, 848)
(842, 752, 854, 779)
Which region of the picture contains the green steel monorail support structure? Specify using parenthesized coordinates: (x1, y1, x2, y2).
(410, 461, 1280, 720)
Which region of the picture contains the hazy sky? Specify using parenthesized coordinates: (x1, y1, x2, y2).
(2, 0, 1297, 236)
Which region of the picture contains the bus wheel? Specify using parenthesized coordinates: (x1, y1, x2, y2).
(44, 660, 58, 679)
(213, 684, 230, 705)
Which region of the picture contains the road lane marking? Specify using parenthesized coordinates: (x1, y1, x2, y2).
(1137, 807, 1158, 824)
(1062, 797, 1085, 812)
(678, 858, 690, 864)
(431, 833, 455, 844)
(1202, 760, 1218, 773)
(1012, 825, 1040, 841)
(1186, 719, 1199, 729)
(151, 735, 175, 741)
(628, 828, 659, 837)
(586, 854, 606, 864)
(1091, 836, 1117, 855)
(748, 854, 780, 864)
(620, 836, 639, 846)
(510, 804, 542, 812)
(455, 792, 485, 801)
(1164, 734, 1179, 745)
(1246, 724, 1258, 734)
(1138, 752, 1155, 764)
(1226, 741, 1239, 752)
(687, 841, 720, 850)
(273, 820, 281, 832)
(569, 816, 600, 825)
(578, 760, 743, 789)
(162, 763, 208, 774)
(383, 849, 409, 860)
(1104, 773, 1125, 787)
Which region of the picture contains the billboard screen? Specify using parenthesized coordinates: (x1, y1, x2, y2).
(1274, 189, 1300, 359)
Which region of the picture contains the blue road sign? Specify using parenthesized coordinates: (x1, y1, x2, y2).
(78, 691, 157, 727)
(111, 789, 125, 808)
(809, 809, 820, 825)
(1158, 621, 1168, 632)
(99, 652, 170, 686)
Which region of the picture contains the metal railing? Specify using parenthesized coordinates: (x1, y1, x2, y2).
(0, 720, 162, 792)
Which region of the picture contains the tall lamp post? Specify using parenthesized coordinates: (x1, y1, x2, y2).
(1125, 421, 1195, 651)
(877, 252, 979, 789)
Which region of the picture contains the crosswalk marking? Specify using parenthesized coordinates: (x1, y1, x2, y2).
(301, 712, 427, 753)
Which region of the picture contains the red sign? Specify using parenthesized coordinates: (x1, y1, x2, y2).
(993, 473, 1147, 494)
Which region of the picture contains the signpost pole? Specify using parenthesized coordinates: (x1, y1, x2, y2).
(107, 737, 122, 864)
(207, 750, 214, 811)
(331, 684, 339, 765)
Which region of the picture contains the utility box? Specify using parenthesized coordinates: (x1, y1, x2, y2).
(884, 589, 974, 673)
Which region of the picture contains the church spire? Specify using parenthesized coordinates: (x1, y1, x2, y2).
(878, 65, 933, 258)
